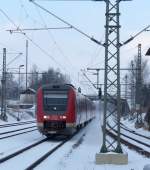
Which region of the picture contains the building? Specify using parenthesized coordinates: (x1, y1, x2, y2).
(20, 88, 36, 104)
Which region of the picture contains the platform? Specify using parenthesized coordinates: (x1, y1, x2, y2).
(95, 152, 128, 165)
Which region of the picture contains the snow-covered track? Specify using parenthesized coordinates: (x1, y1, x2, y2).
(25, 132, 78, 170)
(0, 127, 38, 140)
(0, 138, 48, 164)
(120, 124, 150, 140)
(106, 129, 150, 157)
(0, 125, 37, 136)
(107, 123, 150, 158)
(0, 120, 36, 128)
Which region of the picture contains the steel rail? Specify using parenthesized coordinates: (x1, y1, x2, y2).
(120, 124, 150, 140)
(106, 129, 150, 157)
(0, 120, 36, 128)
(0, 125, 37, 135)
(107, 123, 150, 157)
(113, 119, 150, 140)
(107, 123, 150, 148)
(25, 131, 79, 170)
(0, 138, 48, 164)
(0, 128, 38, 140)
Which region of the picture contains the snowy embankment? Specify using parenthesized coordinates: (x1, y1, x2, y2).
(0, 105, 35, 124)
(0, 101, 150, 170)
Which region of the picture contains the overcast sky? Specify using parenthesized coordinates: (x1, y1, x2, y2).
(0, 0, 150, 94)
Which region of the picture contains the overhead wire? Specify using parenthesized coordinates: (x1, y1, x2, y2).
(0, 53, 23, 72)
(7, 53, 23, 67)
(31, 0, 106, 91)
(0, 6, 70, 73)
(33, 5, 80, 87)
(33, 2, 100, 89)
(85, 33, 105, 69)
(80, 71, 97, 94)
(19, 0, 38, 24)
(30, 0, 102, 46)
(0, 2, 103, 92)
(34, 4, 79, 73)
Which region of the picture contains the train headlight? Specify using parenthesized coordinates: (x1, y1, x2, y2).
(62, 116, 66, 119)
(43, 115, 48, 119)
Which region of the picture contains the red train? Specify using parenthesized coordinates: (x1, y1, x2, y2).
(36, 84, 95, 136)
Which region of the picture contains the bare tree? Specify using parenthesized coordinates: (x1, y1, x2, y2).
(28, 66, 71, 90)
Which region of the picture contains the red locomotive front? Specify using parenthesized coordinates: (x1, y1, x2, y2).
(36, 84, 76, 136)
(36, 84, 95, 137)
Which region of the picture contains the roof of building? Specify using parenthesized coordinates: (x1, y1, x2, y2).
(21, 88, 36, 94)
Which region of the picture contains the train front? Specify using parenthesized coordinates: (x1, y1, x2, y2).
(36, 84, 76, 136)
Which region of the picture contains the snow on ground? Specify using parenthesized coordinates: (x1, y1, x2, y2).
(0, 105, 35, 123)
(0, 101, 150, 170)
(0, 129, 45, 159)
(36, 102, 150, 170)
(121, 117, 150, 137)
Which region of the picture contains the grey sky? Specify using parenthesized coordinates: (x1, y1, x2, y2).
(0, 0, 150, 94)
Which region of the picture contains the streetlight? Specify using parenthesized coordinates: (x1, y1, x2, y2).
(18, 65, 24, 100)
(17, 64, 24, 121)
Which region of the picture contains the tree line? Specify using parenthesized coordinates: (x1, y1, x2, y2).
(0, 65, 71, 99)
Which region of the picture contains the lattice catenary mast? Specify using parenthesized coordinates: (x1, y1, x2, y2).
(0, 48, 7, 121)
(135, 44, 142, 124)
(99, 0, 131, 154)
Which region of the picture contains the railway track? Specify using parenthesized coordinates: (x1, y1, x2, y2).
(0, 131, 80, 170)
(0, 120, 38, 140)
(107, 123, 150, 157)
(0, 126, 38, 140)
(0, 138, 48, 164)
(25, 135, 73, 170)
(0, 122, 88, 170)
(120, 123, 150, 140)
(0, 120, 36, 128)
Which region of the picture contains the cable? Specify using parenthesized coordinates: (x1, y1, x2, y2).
(19, 0, 38, 24)
(34, 4, 78, 71)
(0, 7, 70, 73)
(86, 33, 105, 68)
(7, 53, 23, 67)
(33, 4, 82, 87)
(0, 6, 81, 88)
(30, 0, 103, 46)
(7, 26, 72, 32)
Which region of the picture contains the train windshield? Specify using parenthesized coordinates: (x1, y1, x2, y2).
(43, 90, 68, 114)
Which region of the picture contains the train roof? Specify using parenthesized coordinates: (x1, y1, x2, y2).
(41, 84, 75, 91)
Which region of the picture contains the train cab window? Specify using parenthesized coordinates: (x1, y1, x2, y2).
(43, 90, 68, 114)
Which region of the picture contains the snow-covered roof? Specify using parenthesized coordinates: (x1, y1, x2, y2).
(20, 88, 36, 94)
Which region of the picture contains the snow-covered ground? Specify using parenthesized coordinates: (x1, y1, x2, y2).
(0, 105, 35, 123)
(121, 117, 150, 137)
(0, 102, 150, 170)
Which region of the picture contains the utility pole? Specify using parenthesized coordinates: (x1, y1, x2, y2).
(30, 0, 131, 164)
(124, 74, 128, 116)
(124, 74, 128, 101)
(18, 65, 24, 100)
(135, 44, 142, 125)
(87, 68, 100, 89)
(96, 0, 130, 165)
(87, 68, 102, 99)
(26, 40, 28, 90)
(100, 0, 122, 153)
(0, 48, 7, 121)
(130, 60, 135, 112)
